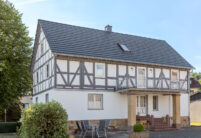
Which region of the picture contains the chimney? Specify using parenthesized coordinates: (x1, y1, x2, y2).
(105, 25, 112, 32)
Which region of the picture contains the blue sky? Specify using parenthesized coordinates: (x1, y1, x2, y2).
(10, 0, 201, 72)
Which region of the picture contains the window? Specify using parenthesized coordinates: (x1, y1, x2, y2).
(24, 103, 29, 110)
(88, 94, 103, 110)
(41, 43, 44, 55)
(118, 43, 130, 52)
(95, 63, 105, 77)
(36, 72, 39, 84)
(137, 68, 146, 88)
(171, 70, 178, 81)
(46, 64, 49, 78)
(45, 94, 49, 103)
(36, 97, 38, 103)
(153, 96, 158, 111)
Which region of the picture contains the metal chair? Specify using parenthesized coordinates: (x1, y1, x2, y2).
(96, 120, 110, 138)
(81, 120, 92, 138)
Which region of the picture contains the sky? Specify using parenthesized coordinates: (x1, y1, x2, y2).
(9, 0, 201, 72)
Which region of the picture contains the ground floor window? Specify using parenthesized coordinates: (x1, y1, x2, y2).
(88, 94, 103, 110)
(153, 96, 158, 111)
(45, 94, 49, 103)
(36, 97, 38, 103)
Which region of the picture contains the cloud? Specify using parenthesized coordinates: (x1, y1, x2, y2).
(195, 55, 201, 60)
(10, 0, 47, 7)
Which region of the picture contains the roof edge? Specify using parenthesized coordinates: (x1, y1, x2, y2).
(54, 53, 194, 70)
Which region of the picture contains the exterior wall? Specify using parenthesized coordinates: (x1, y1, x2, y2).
(55, 58, 189, 91)
(33, 89, 128, 121)
(190, 100, 201, 122)
(32, 89, 189, 120)
(21, 96, 32, 105)
(146, 93, 189, 118)
(33, 29, 55, 95)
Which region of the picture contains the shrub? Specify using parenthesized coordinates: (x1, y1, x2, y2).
(18, 101, 68, 138)
(0, 122, 21, 133)
(133, 123, 144, 132)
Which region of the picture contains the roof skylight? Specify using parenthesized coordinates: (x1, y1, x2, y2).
(118, 43, 130, 52)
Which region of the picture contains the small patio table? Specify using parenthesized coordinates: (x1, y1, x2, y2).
(90, 124, 98, 138)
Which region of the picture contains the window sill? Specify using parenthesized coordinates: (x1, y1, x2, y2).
(88, 108, 104, 110)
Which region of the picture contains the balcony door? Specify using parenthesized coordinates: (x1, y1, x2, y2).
(137, 67, 146, 88)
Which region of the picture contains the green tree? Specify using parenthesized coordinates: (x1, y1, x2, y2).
(190, 72, 201, 80)
(0, 0, 32, 121)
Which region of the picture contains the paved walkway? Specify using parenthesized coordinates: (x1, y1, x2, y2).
(107, 127, 201, 138)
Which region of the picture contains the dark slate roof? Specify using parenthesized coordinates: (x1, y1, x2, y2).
(38, 19, 193, 69)
(191, 92, 201, 102)
(190, 77, 201, 88)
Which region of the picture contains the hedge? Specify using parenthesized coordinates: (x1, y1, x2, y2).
(0, 122, 21, 133)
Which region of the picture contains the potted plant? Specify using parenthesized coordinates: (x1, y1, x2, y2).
(129, 123, 149, 138)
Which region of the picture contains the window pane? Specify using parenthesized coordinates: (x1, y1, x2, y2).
(96, 64, 104, 77)
(153, 96, 158, 110)
(172, 71, 178, 81)
(88, 94, 103, 109)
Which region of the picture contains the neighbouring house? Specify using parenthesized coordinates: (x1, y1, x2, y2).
(190, 77, 201, 95)
(30, 19, 193, 130)
(20, 96, 32, 110)
(190, 78, 201, 124)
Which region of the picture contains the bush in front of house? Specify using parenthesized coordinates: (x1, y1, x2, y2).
(133, 123, 144, 132)
(0, 122, 21, 133)
(18, 101, 68, 138)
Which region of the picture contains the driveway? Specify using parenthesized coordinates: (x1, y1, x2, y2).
(107, 127, 201, 138)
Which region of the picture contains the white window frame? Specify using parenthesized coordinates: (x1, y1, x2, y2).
(137, 67, 146, 88)
(153, 95, 158, 111)
(95, 63, 105, 77)
(171, 70, 179, 82)
(88, 94, 103, 110)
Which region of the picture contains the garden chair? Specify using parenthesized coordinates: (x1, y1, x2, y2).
(75, 121, 83, 137)
(81, 120, 92, 138)
(96, 120, 110, 138)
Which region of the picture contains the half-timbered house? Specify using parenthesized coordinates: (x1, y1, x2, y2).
(31, 19, 193, 130)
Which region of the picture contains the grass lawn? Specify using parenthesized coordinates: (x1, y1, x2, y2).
(0, 133, 16, 138)
(191, 122, 201, 126)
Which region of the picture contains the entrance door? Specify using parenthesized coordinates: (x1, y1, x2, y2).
(137, 67, 146, 88)
(136, 95, 147, 116)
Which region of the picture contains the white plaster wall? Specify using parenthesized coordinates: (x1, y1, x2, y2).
(148, 93, 189, 117)
(148, 94, 172, 117)
(180, 93, 189, 116)
(34, 89, 128, 121)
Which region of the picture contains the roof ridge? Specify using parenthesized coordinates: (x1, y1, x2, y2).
(38, 19, 165, 42)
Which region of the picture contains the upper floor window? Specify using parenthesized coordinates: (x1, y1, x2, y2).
(46, 64, 49, 78)
(95, 63, 105, 77)
(41, 43, 44, 56)
(171, 70, 178, 81)
(88, 94, 103, 110)
(137, 67, 146, 88)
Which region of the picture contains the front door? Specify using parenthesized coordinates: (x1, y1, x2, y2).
(136, 95, 147, 116)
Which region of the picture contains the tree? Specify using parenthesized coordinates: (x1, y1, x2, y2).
(191, 72, 201, 80)
(0, 0, 32, 121)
